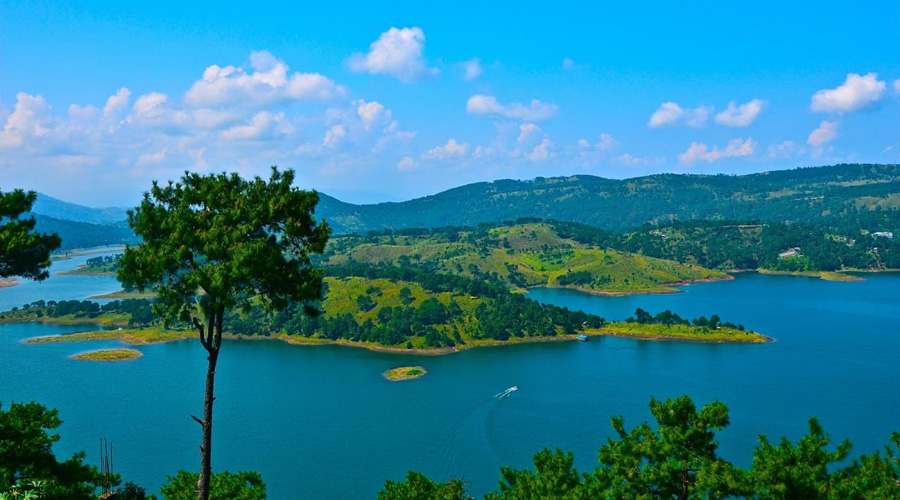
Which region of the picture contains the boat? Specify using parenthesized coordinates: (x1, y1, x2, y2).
(576, 334, 588, 341)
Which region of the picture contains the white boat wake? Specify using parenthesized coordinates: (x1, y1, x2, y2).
(493, 385, 518, 399)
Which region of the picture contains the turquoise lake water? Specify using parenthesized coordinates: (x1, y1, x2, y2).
(1, 265, 898, 500)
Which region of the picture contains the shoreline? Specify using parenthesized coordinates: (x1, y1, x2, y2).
(532, 273, 734, 297)
(18, 320, 771, 356)
(51, 246, 125, 261)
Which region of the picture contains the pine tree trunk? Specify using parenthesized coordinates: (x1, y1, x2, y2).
(197, 345, 219, 500)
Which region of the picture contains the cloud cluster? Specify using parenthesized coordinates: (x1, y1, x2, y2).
(648, 102, 713, 128)
(347, 27, 438, 82)
(466, 95, 558, 122)
(422, 138, 468, 160)
(186, 51, 341, 107)
(679, 138, 756, 164)
(651, 99, 764, 128)
(811, 73, 885, 113)
(460, 58, 483, 81)
(715, 99, 764, 127)
(807, 120, 838, 147)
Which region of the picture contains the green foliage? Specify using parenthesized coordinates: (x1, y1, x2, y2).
(597, 219, 900, 272)
(159, 471, 265, 500)
(588, 396, 744, 499)
(382, 396, 900, 500)
(226, 264, 605, 346)
(0, 189, 61, 280)
(33, 215, 137, 251)
(0, 299, 153, 327)
(0, 402, 105, 500)
(627, 308, 744, 331)
(378, 471, 469, 500)
(118, 167, 330, 327)
(324, 222, 723, 294)
(485, 449, 582, 500)
(117, 167, 329, 500)
(317, 164, 900, 234)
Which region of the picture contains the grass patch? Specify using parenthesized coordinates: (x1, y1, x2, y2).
(25, 327, 191, 345)
(758, 269, 864, 282)
(0, 314, 131, 326)
(326, 222, 726, 294)
(589, 322, 769, 343)
(70, 348, 143, 362)
(383, 366, 428, 381)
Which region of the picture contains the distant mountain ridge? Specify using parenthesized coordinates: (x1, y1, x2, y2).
(28, 164, 900, 248)
(32, 193, 129, 224)
(316, 163, 900, 234)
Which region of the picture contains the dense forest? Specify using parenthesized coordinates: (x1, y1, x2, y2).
(549, 219, 900, 271)
(2, 264, 606, 348)
(316, 164, 900, 233)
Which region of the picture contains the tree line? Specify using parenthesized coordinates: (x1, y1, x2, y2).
(4, 396, 897, 500)
(627, 308, 745, 331)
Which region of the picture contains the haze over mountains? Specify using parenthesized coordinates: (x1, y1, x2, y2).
(28, 164, 900, 249)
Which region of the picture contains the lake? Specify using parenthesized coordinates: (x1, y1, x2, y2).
(1, 269, 899, 500)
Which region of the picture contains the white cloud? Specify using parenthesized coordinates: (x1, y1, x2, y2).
(68, 104, 99, 120)
(715, 99, 764, 127)
(323, 124, 346, 148)
(422, 138, 468, 160)
(136, 149, 167, 166)
(679, 137, 756, 164)
(131, 93, 190, 129)
(577, 133, 617, 153)
(894, 79, 900, 94)
(347, 27, 438, 82)
(595, 133, 617, 151)
(648, 102, 712, 128)
(0, 93, 51, 149)
(185, 51, 340, 107)
(192, 108, 240, 130)
(356, 100, 389, 130)
(517, 123, 541, 144)
(461, 58, 483, 81)
(220, 112, 287, 141)
(528, 139, 552, 161)
(562, 58, 575, 70)
(396, 156, 416, 171)
(104, 87, 131, 118)
(616, 153, 665, 166)
(811, 73, 885, 113)
(807, 120, 838, 146)
(466, 94, 558, 122)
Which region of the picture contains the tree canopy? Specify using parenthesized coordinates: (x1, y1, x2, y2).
(117, 167, 329, 500)
(0, 189, 61, 280)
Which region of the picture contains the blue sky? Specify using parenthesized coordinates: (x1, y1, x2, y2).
(2, 1, 899, 206)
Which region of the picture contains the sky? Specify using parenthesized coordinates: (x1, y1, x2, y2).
(1, 1, 899, 206)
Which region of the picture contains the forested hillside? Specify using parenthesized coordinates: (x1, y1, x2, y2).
(317, 164, 900, 233)
(33, 215, 139, 251)
(550, 220, 900, 271)
(323, 222, 725, 294)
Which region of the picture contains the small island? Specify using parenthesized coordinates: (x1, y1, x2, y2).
(70, 348, 143, 362)
(383, 366, 427, 381)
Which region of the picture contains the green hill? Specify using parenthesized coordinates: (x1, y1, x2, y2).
(317, 164, 900, 234)
(34, 215, 139, 251)
(323, 222, 726, 294)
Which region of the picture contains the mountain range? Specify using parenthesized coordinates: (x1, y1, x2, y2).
(24, 163, 900, 250)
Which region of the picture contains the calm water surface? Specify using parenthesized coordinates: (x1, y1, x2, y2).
(1, 268, 898, 500)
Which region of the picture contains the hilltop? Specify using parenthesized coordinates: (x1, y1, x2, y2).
(323, 222, 726, 294)
(317, 164, 900, 233)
